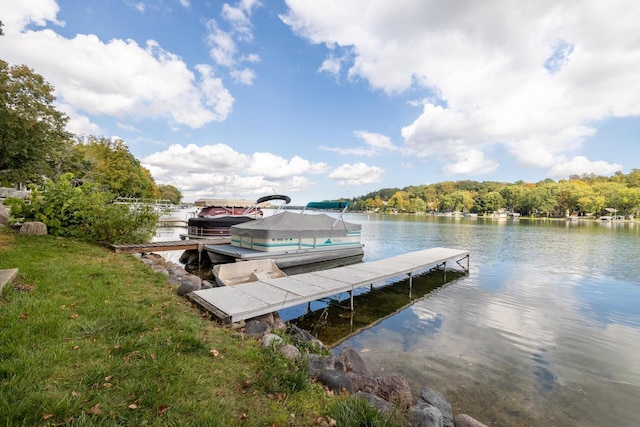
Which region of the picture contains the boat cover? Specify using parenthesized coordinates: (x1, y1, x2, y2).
(230, 211, 361, 239)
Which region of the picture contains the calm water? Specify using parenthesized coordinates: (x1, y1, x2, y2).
(157, 212, 640, 426)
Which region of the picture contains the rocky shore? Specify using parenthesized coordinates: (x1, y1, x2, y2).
(138, 251, 489, 427)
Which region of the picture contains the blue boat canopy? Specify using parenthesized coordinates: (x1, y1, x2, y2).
(303, 201, 350, 211)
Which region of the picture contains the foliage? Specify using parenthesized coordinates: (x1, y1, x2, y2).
(72, 136, 159, 199)
(327, 396, 408, 427)
(0, 60, 71, 186)
(8, 173, 159, 243)
(350, 169, 640, 217)
(0, 230, 330, 426)
(158, 184, 182, 204)
(255, 345, 310, 394)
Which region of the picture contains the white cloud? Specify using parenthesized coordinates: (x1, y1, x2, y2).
(328, 162, 385, 186)
(205, 0, 262, 85)
(320, 130, 397, 156)
(282, 0, 640, 177)
(0, 0, 62, 34)
(230, 67, 257, 85)
(142, 144, 328, 201)
(547, 156, 622, 178)
(0, 8, 234, 130)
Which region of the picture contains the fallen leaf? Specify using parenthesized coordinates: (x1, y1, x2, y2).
(89, 403, 102, 415)
(128, 404, 138, 410)
(158, 405, 170, 415)
(70, 313, 79, 319)
(72, 345, 80, 350)
(19, 312, 28, 319)
(209, 349, 219, 357)
(72, 391, 80, 398)
(42, 413, 54, 420)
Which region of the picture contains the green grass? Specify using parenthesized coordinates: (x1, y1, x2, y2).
(0, 229, 338, 426)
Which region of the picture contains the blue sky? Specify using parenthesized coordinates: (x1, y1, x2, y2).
(1, 0, 639, 203)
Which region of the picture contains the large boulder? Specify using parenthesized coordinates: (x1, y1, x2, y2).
(413, 387, 454, 427)
(376, 373, 413, 410)
(19, 221, 47, 235)
(337, 345, 372, 376)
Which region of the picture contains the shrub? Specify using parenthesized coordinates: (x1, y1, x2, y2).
(5, 173, 158, 243)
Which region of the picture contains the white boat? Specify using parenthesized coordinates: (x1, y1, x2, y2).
(212, 259, 286, 286)
(204, 201, 364, 274)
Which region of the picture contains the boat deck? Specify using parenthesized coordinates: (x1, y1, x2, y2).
(188, 247, 469, 323)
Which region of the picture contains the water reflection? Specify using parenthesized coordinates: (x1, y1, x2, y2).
(288, 269, 467, 346)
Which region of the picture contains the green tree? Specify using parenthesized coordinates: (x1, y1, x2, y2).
(158, 184, 182, 204)
(0, 60, 71, 185)
(75, 136, 159, 199)
(473, 191, 504, 214)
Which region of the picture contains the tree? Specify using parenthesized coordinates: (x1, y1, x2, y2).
(0, 60, 71, 185)
(74, 136, 159, 199)
(473, 191, 504, 214)
(158, 184, 182, 204)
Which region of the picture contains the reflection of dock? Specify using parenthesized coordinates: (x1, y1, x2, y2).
(292, 267, 467, 347)
(110, 238, 229, 253)
(188, 247, 469, 323)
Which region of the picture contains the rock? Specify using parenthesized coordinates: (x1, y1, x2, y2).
(338, 345, 372, 376)
(278, 344, 300, 360)
(308, 354, 338, 376)
(412, 403, 444, 427)
(19, 221, 47, 235)
(244, 320, 271, 338)
(376, 373, 413, 410)
(415, 388, 454, 427)
(289, 323, 317, 344)
(262, 333, 283, 347)
(0, 203, 8, 225)
(271, 315, 287, 331)
(185, 274, 202, 286)
(251, 312, 275, 325)
(353, 391, 396, 415)
(177, 281, 200, 296)
(317, 368, 354, 393)
(454, 414, 489, 427)
(201, 280, 215, 289)
(346, 372, 379, 394)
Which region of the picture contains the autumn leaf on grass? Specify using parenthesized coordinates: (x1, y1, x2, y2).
(158, 405, 170, 415)
(42, 413, 54, 420)
(209, 348, 219, 358)
(128, 403, 138, 410)
(89, 403, 103, 415)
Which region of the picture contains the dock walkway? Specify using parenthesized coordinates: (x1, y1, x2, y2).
(188, 247, 469, 323)
(110, 238, 229, 253)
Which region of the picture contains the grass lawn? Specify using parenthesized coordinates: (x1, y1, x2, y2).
(0, 228, 333, 426)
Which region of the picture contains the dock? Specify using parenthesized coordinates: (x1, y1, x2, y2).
(188, 247, 469, 323)
(110, 238, 230, 253)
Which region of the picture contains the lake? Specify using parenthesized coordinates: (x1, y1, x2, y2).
(156, 212, 640, 426)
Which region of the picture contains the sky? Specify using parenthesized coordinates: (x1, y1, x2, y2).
(1, 0, 639, 204)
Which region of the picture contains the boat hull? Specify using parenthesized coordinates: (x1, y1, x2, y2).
(205, 243, 364, 275)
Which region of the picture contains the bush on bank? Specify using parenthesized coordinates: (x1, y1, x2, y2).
(5, 173, 158, 244)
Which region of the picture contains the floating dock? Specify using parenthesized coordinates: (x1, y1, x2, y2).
(110, 238, 230, 253)
(188, 247, 469, 323)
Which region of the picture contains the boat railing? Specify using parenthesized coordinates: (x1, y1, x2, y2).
(301, 201, 351, 228)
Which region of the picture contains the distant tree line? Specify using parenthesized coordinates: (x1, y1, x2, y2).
(350, 172, 640, 218)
